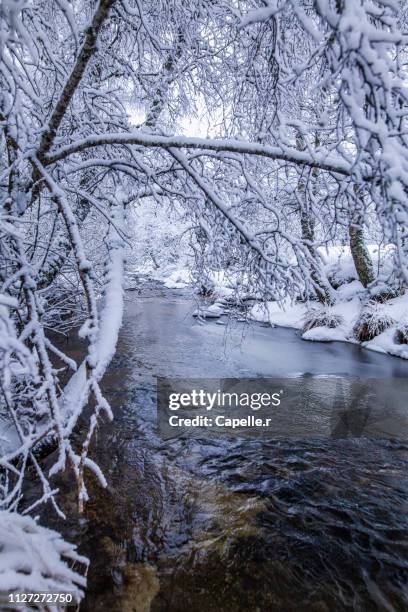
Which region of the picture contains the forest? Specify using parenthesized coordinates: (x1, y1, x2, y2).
(1, 0, 408, 607)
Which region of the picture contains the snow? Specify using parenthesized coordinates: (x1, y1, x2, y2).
(62, 191, 126, 432)
(303, 325, 351, 343)
(48, 131, 352, 177)
(320, 244, 395, 288)
(0, 511, 88, 606)
(337, 280, 365, 301)
(247, 303, 271, 324)
(193, 303, 226, 319)
(94, 193, 126, 381)
(160, 268, 191, 289)
(156, 246, 408, 361)
(240, 2, 279, 28)
(265, 300, 305, 329)
(253, 290, 408, 359)
(239, 247, 408, 359)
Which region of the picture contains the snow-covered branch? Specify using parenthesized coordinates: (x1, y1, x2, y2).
(46, 131, 353, 176)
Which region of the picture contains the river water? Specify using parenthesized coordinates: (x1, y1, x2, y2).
(37, 280, 408, 611)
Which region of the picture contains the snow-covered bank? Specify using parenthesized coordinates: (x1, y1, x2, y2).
(156, 267, 192, 289)
(255, 250, 408, 359)
(248, 246, 408, 359)
(142, 246, 408, 361)
(250, 293, 408, 360)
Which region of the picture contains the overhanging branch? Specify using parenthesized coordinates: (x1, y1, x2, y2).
(45, 132, 353, 176)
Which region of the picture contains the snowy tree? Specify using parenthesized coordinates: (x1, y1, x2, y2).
(1, 0, 408, 602)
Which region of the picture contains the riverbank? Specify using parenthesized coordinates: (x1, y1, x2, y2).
(140, 245, 408, 361)
(249, 291, 408, 360)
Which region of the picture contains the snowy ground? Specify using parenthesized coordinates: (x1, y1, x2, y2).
(154, 267, 192, 289)
(253, 246, 408, 360)
(131, 246, 408, 361)
(250, 291, 408, 360)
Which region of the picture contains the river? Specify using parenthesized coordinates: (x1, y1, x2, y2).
(35, 279, 408, 611)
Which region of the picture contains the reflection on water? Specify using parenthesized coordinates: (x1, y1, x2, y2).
(33, 280, 408, 611)
(156, 376, 408, 441)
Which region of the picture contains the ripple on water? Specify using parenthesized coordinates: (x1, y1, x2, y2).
(34, 281, 408, 611)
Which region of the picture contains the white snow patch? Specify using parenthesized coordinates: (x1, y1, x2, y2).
(251, 284, 408, 358)
(302, 326, 350, 343)
(0, 512, 88, 603)
(265, 300, 306, 329)
(161, 268, 191, 289)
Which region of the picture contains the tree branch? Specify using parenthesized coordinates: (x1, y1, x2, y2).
(46, 132, 353, 176)
(36, 0, 116, 161)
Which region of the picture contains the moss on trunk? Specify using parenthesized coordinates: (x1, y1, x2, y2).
(348, 221, 375, 288)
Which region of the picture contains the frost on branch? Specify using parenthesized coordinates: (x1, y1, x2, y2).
(0, 511, 88, 608)
(0, 0, 126, 591)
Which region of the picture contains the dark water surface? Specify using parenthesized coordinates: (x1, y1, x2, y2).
(38, 280, 408, 611)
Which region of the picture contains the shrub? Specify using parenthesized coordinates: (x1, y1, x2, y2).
(327, 271, 356, 290)
(197, 281, 215, 297)
(354, 302, 395, 342)
(369, 287, 401, 303)
(302, 307, 344, 333)
(395, 319, 408, 345)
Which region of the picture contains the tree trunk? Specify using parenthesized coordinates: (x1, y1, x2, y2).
(296, 133, 334, 304)
(348, 216, 375, 288)
(300, 207, 333, 304)
(334, 0, 375, 290)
